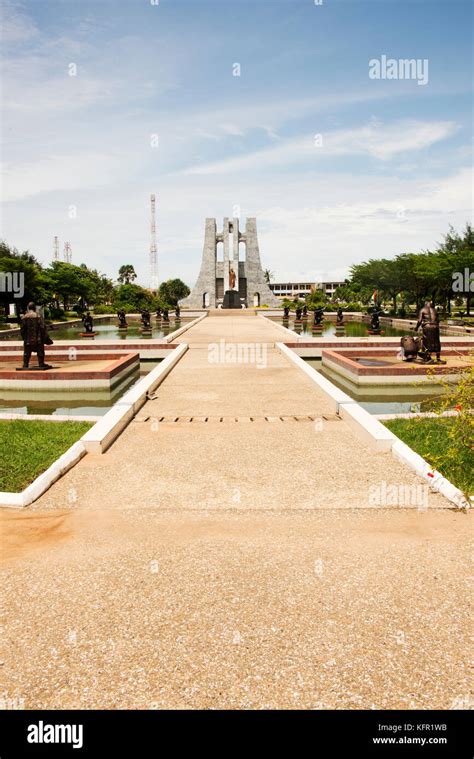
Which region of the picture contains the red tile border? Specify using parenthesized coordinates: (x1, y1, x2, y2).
(0, 352, 140, 381)
(320, 348, 471, 376)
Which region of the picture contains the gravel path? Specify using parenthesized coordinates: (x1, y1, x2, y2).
(1, 314, 470, 709)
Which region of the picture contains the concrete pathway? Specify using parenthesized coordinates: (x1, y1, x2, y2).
(1, 314, 470, 709)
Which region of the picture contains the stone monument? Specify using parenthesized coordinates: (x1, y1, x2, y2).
(179, 217, 280, 309)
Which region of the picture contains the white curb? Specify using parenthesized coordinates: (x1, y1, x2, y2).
(0, 441, 87, 508)
(81, 342, 188, 452)
(276, 342, 471, 509)
(165, 312, 207, 342)
(0, 343, 190, 506)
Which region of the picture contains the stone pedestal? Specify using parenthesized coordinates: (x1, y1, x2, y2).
(222, 290, 242, 309)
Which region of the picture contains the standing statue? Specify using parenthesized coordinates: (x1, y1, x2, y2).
(175, 305, 181, 319)
(415, 301, 444, 363)
(82, 311, 94, 333)
(302, 305, 308, 318)
(229, 266, 236, 290)
(155, 307, 162, 320)
(20, 302, 53, 369)
(162, 308, 169, 322)
(336, 307, 344, 325)
(295, 306, 303, 321)
(313, 306, 324, 325)
(117, 309, 127, 328)
(283, 305, 290, 319)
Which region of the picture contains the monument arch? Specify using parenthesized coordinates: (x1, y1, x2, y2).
(179, 217, 279, 309)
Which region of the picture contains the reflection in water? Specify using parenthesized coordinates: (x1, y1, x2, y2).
(0, 360, 161, 417)
(272, 317, 411, 338)
(2, 317, 190, 342)
(304, 358, 446, 415)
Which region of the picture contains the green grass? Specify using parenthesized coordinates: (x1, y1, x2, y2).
(0, 420, 92, 492)
(385, 417, 474, 495)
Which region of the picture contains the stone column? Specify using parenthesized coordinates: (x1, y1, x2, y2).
(223, 217, 230, 292)
(178, 218, 217, 309)
(231, 217, 239, 293)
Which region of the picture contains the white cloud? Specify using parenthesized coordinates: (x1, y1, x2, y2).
(0, 0, 39, 44)
(182, 119, 458, 175)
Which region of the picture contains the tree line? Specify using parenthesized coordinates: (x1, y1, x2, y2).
(336, 224, 473, 316)
(0, 243, 190, 321)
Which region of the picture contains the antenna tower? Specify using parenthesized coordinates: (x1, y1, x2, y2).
(150, 194, 158, 290)
(63, 242, 72, 263)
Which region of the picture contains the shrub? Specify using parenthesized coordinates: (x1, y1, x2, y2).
(93, 304, 114, 314)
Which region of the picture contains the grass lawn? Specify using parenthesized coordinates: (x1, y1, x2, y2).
(0, 419, 92, 492)
(385, 417, 474, 496)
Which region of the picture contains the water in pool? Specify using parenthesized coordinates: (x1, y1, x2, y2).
(270, 317, 411, 338)
(1, 316, 191, 341)
(0, 360, 161, 417)
(304, 358, 446, 415)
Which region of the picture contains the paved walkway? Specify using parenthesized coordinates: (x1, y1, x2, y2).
(1, 314, 470, 709)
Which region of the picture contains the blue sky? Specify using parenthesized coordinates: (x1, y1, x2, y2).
(1, 0, 472, 286)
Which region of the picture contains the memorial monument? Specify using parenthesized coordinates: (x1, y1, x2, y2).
(179, 217, 280, 309)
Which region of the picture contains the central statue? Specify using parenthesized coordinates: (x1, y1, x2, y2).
(229, 266, 236, 290)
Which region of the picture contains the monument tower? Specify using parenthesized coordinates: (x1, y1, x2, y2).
(179, 217, 279, 309)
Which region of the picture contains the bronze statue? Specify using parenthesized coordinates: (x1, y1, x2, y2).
(369, 306, 382, 332)
(140, 309, 151, 329)
(415, 301, 444, 363)
(117, 309, 127, 328)
(155, 307, 162, 320)
(229, 266, 236, 290)
(295, 306, 303, 320)
(400, 335, 419, 362)
(302, 305, 308, 318)
(313, 307, 324, 325)
(20, 302, 52, 369)
(162, 308, 169, 322)
(283, 305, 290, 319)
(175, 305, 181, 319)
(336, 307, 344, 325)
(82, 311, 94, 333)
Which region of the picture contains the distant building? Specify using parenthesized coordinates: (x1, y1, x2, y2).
(268, 281, 345, 300)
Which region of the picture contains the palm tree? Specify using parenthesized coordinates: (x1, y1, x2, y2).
(263, 268, 275, 284)
(117, 264, 137, 284)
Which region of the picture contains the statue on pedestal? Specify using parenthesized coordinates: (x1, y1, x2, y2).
(175, 305, 181, 319)
(313, 307, 324, 325)
(229, 266, 236, 290)
(283, 305, 290, 319)
(369, 306, 382, 333)
(336, 307, 344, 325)
(19, 302, 53, 370)
(415, 302, 445, 363)
(162, 308, 169, 322)
(295, 306, 303, 321)
(140, 309, 151, 329)
(82, 311, 95, 334)
(117, 309, 128, 328)
(155, 307, 162, 320)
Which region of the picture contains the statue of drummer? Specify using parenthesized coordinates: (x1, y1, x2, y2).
(415, 301, 445, 363)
